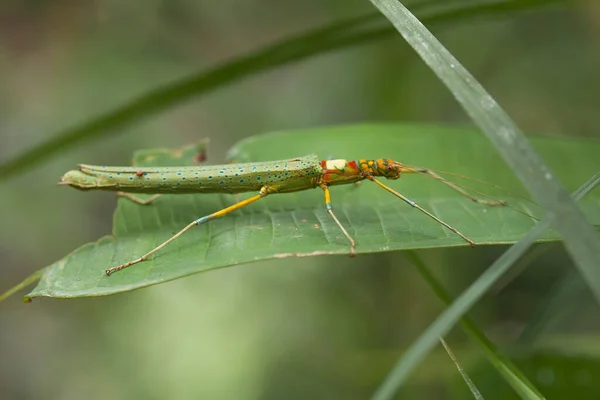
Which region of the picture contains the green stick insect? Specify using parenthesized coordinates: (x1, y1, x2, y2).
(60, 154, 515, 276)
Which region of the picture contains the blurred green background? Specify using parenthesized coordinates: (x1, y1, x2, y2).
(1, 1, 599, 399)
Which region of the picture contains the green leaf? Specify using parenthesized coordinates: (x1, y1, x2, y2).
(20, 123, 599, 300)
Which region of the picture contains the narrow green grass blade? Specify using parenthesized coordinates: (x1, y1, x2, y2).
(373, 170, 599, 400)
(370, 0, 600, 314)
(439, 338, 485, 400)
(10, 124, 596, 301)
(408, 252, 545, 399)
(0, 0, 576, 182)
(451, 350, 600, 398)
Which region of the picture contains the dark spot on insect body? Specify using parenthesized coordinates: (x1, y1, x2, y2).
(129, 177, 133, 181)
(194, 149, 207, 164)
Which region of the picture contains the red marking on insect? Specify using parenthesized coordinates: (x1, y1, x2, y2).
(135, 170, 144, 177)
(195, 149, 207, 164)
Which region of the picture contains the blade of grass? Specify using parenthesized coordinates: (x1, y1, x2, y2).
(408, 251, 545, 399)
(440, 337, 485, 400)
(373, 172, 599, 399)
(369, 0, 600, 307)
(0, 0, 574, 182)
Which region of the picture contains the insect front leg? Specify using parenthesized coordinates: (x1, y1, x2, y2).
(368, 177, 476, 246)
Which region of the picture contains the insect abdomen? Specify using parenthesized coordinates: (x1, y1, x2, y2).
(60, 155, 323, 194)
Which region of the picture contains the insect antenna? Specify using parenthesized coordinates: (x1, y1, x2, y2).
(402, 165, 540, 221)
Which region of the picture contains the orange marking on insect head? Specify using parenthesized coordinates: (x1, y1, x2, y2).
(135, 170, 144, 177)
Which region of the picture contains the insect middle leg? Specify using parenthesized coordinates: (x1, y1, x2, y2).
(106, 185, 272, 275)
(320, 184, 356, 256)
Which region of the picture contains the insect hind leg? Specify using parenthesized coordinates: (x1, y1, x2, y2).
(117, 192, 162, 205)
(106, 186, 272, 275)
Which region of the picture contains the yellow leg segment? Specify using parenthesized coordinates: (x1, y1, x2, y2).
(320, 184, 356, 256)
(106, 186, 271, 275)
